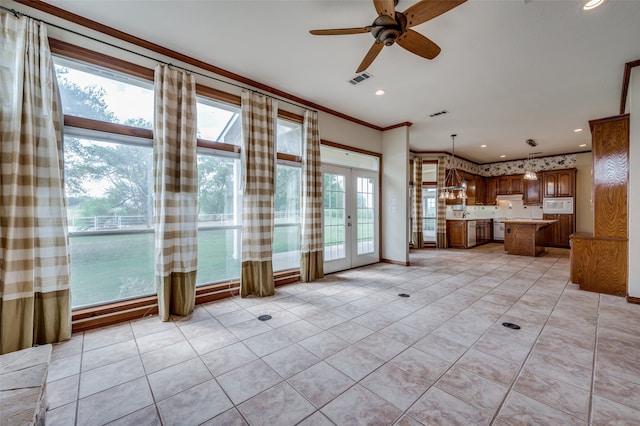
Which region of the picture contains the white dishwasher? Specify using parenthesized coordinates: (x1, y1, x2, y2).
(494, 220, 505, 241)
(467, 221, 477, 247)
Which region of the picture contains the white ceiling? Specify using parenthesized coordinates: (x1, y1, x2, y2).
(37, 0, 640, 163)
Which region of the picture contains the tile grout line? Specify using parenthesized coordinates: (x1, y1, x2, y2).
(487, 268, 572, 425)
(587, 294, 602, 425)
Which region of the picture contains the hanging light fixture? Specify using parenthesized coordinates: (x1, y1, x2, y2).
(524, 152, 538, 181)
(439, 134, 467, 200)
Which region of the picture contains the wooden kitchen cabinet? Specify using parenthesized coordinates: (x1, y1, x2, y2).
(446, 220, 467, 248)
(462, 172, 477, 205)
(496, 175, 523, 195)
(475, 177, 487, 205)
(592, 118, 628, 239)
(543, 213, 574, 248)
(542, 169, 576, 198)
(523, 174, 542, 205)
(475, 219, 493, 245)
(484, 177, 497, 205)
(571, 114, 629, 296)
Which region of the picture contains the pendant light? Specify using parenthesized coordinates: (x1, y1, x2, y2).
(439, 134, 467, 200)
(524, 151, 539, 181)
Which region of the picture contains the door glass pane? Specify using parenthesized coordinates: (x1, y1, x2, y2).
(356, 176, 375, 255)
(324, 173, 346, 261)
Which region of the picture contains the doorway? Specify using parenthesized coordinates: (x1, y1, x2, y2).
(322, 164, 379, 274)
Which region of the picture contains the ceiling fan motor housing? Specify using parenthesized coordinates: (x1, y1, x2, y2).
(371, 13, 404, 46)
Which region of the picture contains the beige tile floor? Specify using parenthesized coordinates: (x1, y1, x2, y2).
(45, 243, 640, 425)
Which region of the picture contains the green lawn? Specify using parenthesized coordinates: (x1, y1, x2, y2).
(69, 225, 301, 308)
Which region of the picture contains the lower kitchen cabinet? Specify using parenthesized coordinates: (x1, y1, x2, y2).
(475, 219, 493, 245)
(447, 220, 467, 248)
(446, 219, 493, 248)
(543, 213, 574, 248)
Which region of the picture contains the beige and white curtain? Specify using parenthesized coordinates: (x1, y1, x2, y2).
(0, 13, 71, 354)
(240, 91, 277, 297)
(436, 156, 447, 248)
(412, 158, 424, 249)
(300, 110, 324, 282)
(153, 65, 198, 320)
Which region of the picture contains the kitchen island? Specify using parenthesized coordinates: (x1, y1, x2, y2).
(504, 219, 558, 257)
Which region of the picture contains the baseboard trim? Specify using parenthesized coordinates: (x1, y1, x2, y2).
(627, 295, 640, 305)
(381, 258, 410, 266)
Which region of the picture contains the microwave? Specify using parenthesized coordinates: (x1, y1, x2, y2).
(543, 197, 574, 214)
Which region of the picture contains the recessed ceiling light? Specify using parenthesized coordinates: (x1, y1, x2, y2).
(583, 0, 605, 11)
(500, 155, 506, 158)
(579, 144, 587, 147)
(574, 128, 583, 132)
(480, 144, 487, 148)
(375, 89, 385, 96)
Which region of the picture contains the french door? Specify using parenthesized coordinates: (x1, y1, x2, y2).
(322, 165, 379, 274)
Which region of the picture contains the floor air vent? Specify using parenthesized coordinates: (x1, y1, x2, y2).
(348, 72, 373, 85)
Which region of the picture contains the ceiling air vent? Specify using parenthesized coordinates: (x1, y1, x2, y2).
(429, 110, 448, 118)
(348, 72, 373, 85)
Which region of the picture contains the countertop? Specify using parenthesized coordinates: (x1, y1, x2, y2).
(503, 219, 557, 225)
(446, 218, 494, 221)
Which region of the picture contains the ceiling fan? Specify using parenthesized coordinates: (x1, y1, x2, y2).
(309, 0, 467, 73)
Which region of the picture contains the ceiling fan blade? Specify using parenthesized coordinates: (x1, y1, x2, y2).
(397, 29, 441, 60)
(309, 27, 372, 36)
(403, 0, 467, 28)
(356, 41, 384, 73)
(373, 0, 396, 18)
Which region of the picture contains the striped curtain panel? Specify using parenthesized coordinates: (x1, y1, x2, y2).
(411, 158, 424, 249)
(300, 110, 324, 282)
(436, 156, 448, 248)
(240, 91, 277, 297)
(153, 65, 198, 320)
(0, 13, 71, 354)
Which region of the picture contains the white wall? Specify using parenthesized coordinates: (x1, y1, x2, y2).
(628, 68, 639, 298)
(381, 126, 409, 264)
(318, 112, 382, 153)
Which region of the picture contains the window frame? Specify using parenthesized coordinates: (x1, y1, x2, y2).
(51, 41, 303, 328)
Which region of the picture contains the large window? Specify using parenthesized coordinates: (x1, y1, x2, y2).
(422, 186, 437, 243)
(56, 52, 304, 308)
(274, 118, 302, 271)
(56, 57, 154, 127)
(55, 57, 155, 308)
(274, 163, 301, 271)
(196, 152, 242, 284)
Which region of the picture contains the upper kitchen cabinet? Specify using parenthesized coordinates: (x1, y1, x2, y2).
(484, 177, 498, 205)
(523, 173, 542, 205)
(496, 175, 523, 195)
(462, 171, 477, 205)
(475, 177, 487, 205)
(542, 169, 576, 198)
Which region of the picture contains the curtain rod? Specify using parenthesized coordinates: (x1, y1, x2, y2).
(0, 5, 316, 113)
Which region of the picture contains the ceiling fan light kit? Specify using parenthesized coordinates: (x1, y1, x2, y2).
(310, 0, 467, 73)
